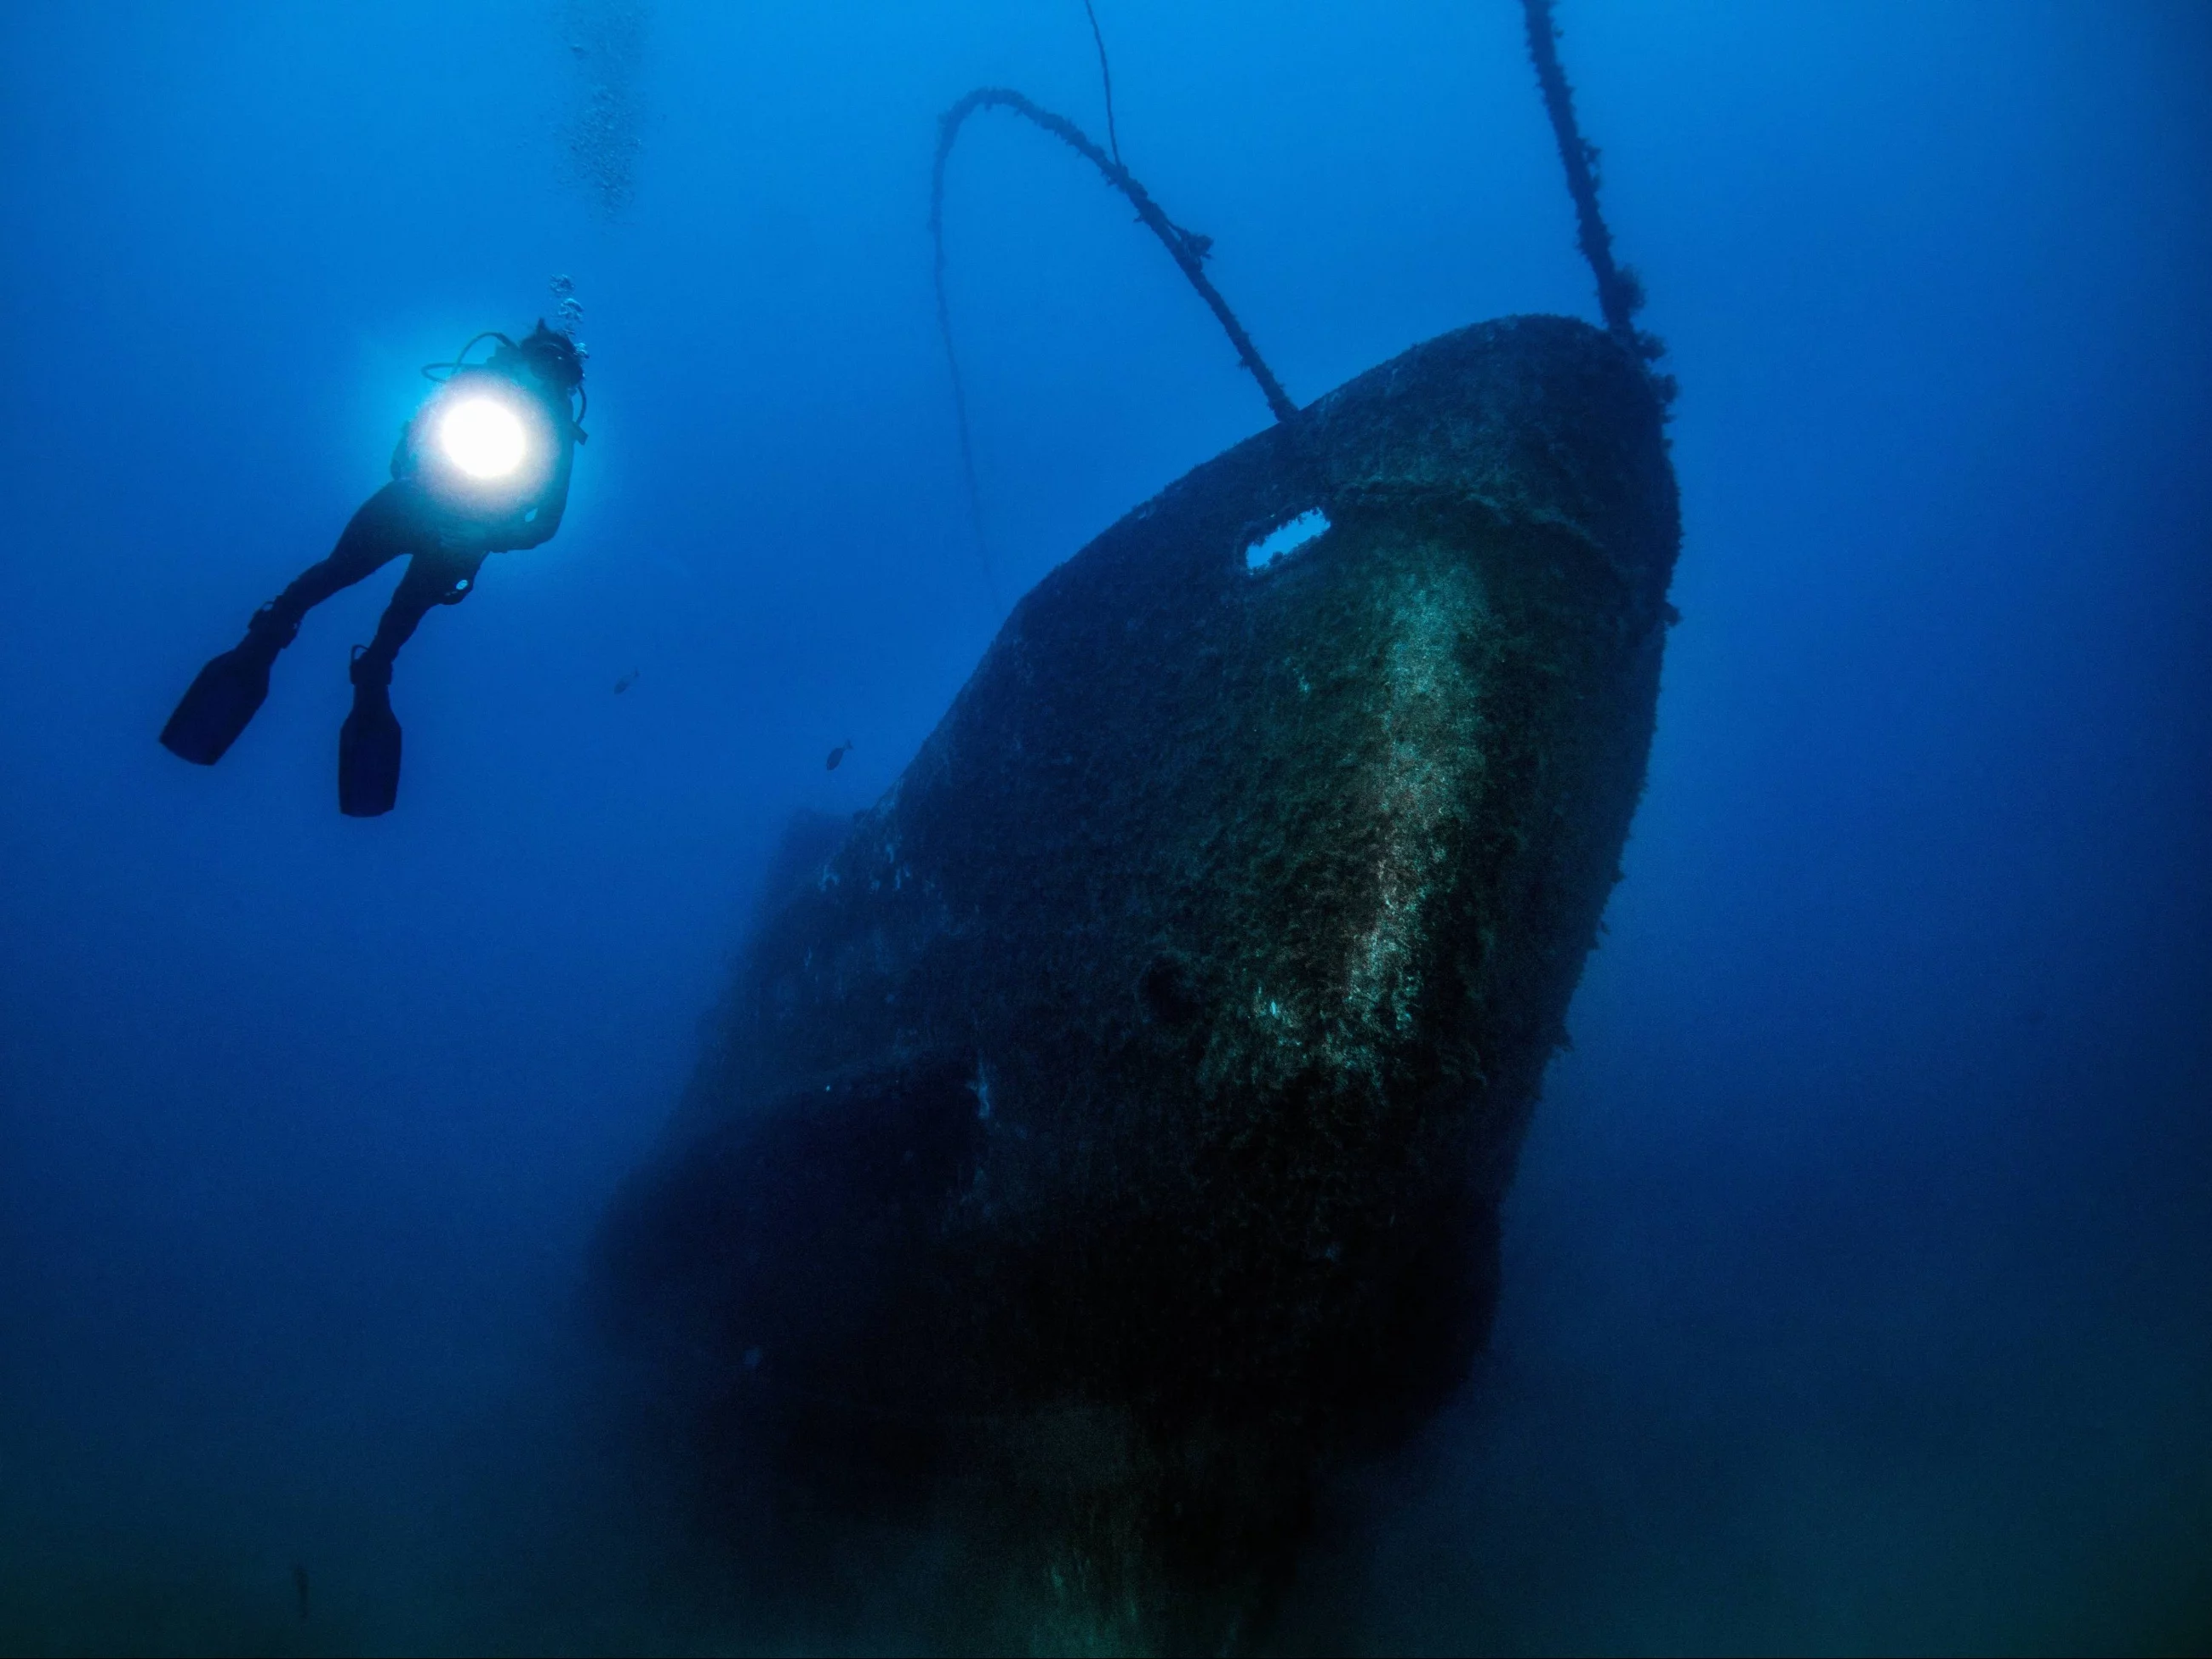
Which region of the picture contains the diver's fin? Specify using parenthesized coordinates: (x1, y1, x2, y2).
(161, 643, 272, 765)
(338, 660, 402, 818)
(160, 606, 298, 766)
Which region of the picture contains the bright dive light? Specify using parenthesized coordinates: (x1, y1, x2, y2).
(439, 396, 529, 480)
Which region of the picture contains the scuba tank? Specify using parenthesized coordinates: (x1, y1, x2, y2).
(399, 324, 583, 520)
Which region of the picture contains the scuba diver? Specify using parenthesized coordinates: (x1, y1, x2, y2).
(161, 322, 587, 816)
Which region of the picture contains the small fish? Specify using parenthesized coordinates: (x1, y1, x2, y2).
(613, 669, 639, 695)
(827, 739, 854, 771)
(293, 1563, 311, 1622)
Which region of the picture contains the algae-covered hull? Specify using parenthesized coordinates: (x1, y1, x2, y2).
(604, 314, 1679, 1645)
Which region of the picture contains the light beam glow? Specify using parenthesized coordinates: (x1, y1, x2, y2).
(438, 396, 529, 480)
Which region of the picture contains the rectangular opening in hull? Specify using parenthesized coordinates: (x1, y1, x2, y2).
(1245, 508, 1331, 573)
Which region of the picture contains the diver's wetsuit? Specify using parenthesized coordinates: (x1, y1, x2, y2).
(269, 390, 575, 687)
(159, 326, 584, 814)
(265, 482, 485, 681)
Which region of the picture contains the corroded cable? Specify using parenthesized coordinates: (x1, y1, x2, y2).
(931, 191, 997, 606)
(1520, 0, 1668, 387)
(930, 88, 1298, 428)
(1081, 0, 1122, 166)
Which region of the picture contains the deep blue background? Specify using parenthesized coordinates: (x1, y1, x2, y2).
(2, 1, 2206, 1650)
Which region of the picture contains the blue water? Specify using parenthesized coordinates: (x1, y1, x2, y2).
(2, 1, 2206, 1650)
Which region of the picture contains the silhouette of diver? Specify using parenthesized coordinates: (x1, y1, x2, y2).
(161, 322, 586, 816)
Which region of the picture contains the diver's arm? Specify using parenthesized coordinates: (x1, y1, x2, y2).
(505, 457, 571, 551)
(496, 425, 574, 551)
